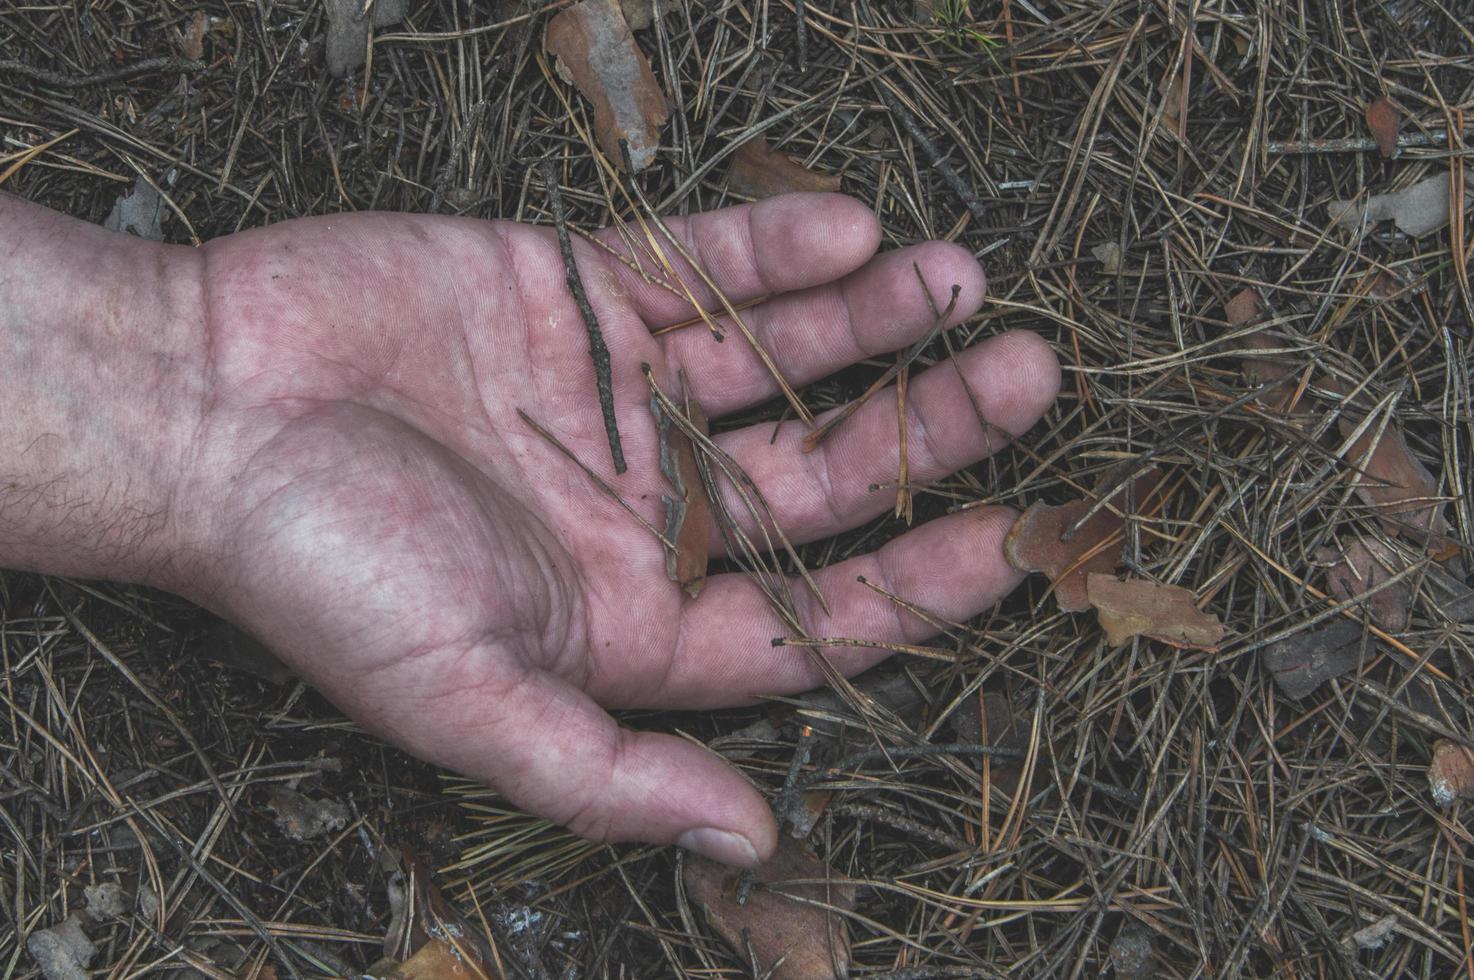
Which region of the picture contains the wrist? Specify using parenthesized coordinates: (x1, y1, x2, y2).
(0, 192, 208, 590)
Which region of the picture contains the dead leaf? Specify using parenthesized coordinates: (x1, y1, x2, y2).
(1261, 621, 1363, 699)
(325, 0, 408, 76)
(1224, 288, 1259, 327)
(653, 390, 710, 597)
(1315, 539, 1411, 632)
(1086, 575, 1225, 650)
(952, 692, 1030, 795)
(1329, 170, 1474, 239)
(381, 847, 493, 967)
(265, 786, 348, 841)
(786, 789, 834, 838)
(1003, 467, 1162, 612)
(1364, 97, 1401, 157)
(181, 10, 207, 60)
(1349, 914, 1398, 951)
(1222, 288, 1306, 413)
(683, 836, 855, 980)
(104, 176, 164, 241)
(546, 0, 669, 171)
(1109, 922, 1155, 980)
(1091, 241, 1123, 275)
(26, 912, 95, 980)
(372, 939, 487, 980)
(1337, 417, 1450, 548)
(1429, 739, 1474, 806)
(727, 137, 841, 199)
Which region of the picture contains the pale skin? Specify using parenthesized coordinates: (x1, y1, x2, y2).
(0, 190, 1059, 866)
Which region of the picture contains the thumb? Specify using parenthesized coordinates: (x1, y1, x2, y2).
(377, 658, 777, 867)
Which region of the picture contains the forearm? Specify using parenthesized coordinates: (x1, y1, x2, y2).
(0, 192, 206, 586)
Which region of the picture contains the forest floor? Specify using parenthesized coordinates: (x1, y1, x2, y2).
(2, 0, 1473, 977)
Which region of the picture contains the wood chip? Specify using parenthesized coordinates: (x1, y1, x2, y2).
(1003, 467, 1161, 612)
(264, 786, 348, 841)
(1261, 621, 1363, 699)
(1086, 575, 1225, 650)
(727, 137, 841, 199)
(181, 10, 208, 61)
(1315, 538, 1411, 633)
(324, 0, 407, 76)
(1428, 739, 1474, 806)
(1364, 97, 1401, 158)
(1349, 914, 1398, 951)
(683, 836, 855, 980)
(545, 0, 669, 171)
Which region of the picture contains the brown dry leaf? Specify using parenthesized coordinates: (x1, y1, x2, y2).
(654, 391, 710, 597)
(1223, 288, 1304, 413)
(372, 939, 489, 980)
(181, 10, 207, 60)
(1086, 575, 1225, 650)
(1337, 417, 1450, 549)
(1261, 621, 1363, 699)
(683, 836, 856, 980)
(265, 786, 348, 841)
(1315, 538, 1411, 632)
(1003, 467, 1162, 612)
(1428, 739, 1474, 806)
(727, 138, 841, 199)
(1364, 97, 1401, 157)
(546, 0, 669, 171)
(1329, 170, 1474, 239)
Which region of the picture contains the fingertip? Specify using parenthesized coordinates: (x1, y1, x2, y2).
(749, 193, 881, 291)
(975, 330, 1062, 437)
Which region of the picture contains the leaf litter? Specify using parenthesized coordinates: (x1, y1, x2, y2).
(1329, 170, 1474, 238)
(1261, 621, 1365, 699)
(726, 137, 842, 199)
(1427, 739, 1474, 806)
(1315, 537, 1412, 632)
(682, 835, 855, 980)
(1086, 574, 1225, 650)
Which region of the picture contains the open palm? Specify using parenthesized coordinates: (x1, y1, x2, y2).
(178, 193, 1059, 863)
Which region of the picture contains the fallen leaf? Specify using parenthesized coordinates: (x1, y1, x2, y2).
(786, 789, 834, 838)
(1109, 922, 1155, 980)
(1261, 621, 1363, 699)
(381, 847, 493, 967)
(727, 137, 841, 200)
(104, 176, 164, 241)
(1429, 739, 1474, 806)
(951, 692, 1030, 795)
(1222, 288, 1305, 413)
(372, 939, 487, 980)
(1224, 288, 1259, 327)
(1350, 915, 1398, 950)
(546, 0, 669, 171)
(1329, 170, 1474, 239)
(1316, 539, 1412, 632)
(83, 882, 127, 921)
(1003, 467, 1162, 612)
(325, 0, 408, 76)
(1364, 97, 1401, 157)
(1337, 417, 1450, 548)
(1086, 575, 1225, 650)
(265, 786, 348, 841)
(181, 10, 207, 60)
(683, 836, 855, 980)
(26, 912, 95, 980)
(1091, 241, 1123, 275)
(653, 390, 710, 597)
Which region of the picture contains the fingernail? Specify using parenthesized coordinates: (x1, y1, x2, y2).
(677, 827, 759, 867)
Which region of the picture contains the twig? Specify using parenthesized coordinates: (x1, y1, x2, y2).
(1266, 129, 1473, 155)
(879, 87, 989, 224)
(539, 158, 626, 474)
(0, 56, 204, 88)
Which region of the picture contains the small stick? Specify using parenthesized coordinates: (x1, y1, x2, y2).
(517, 409, 672, 552)
(539, 159, 627, 474)
(802, 276, 960, 453)
(895, 349, 913, 522)
(795, 0, 808, 73)
(879, 87, 989, 225)
(1266, 129, 1472, 156)
(0, 56, 204, 89)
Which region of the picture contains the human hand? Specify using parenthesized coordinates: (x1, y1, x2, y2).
(2, 192, 1059, 865)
